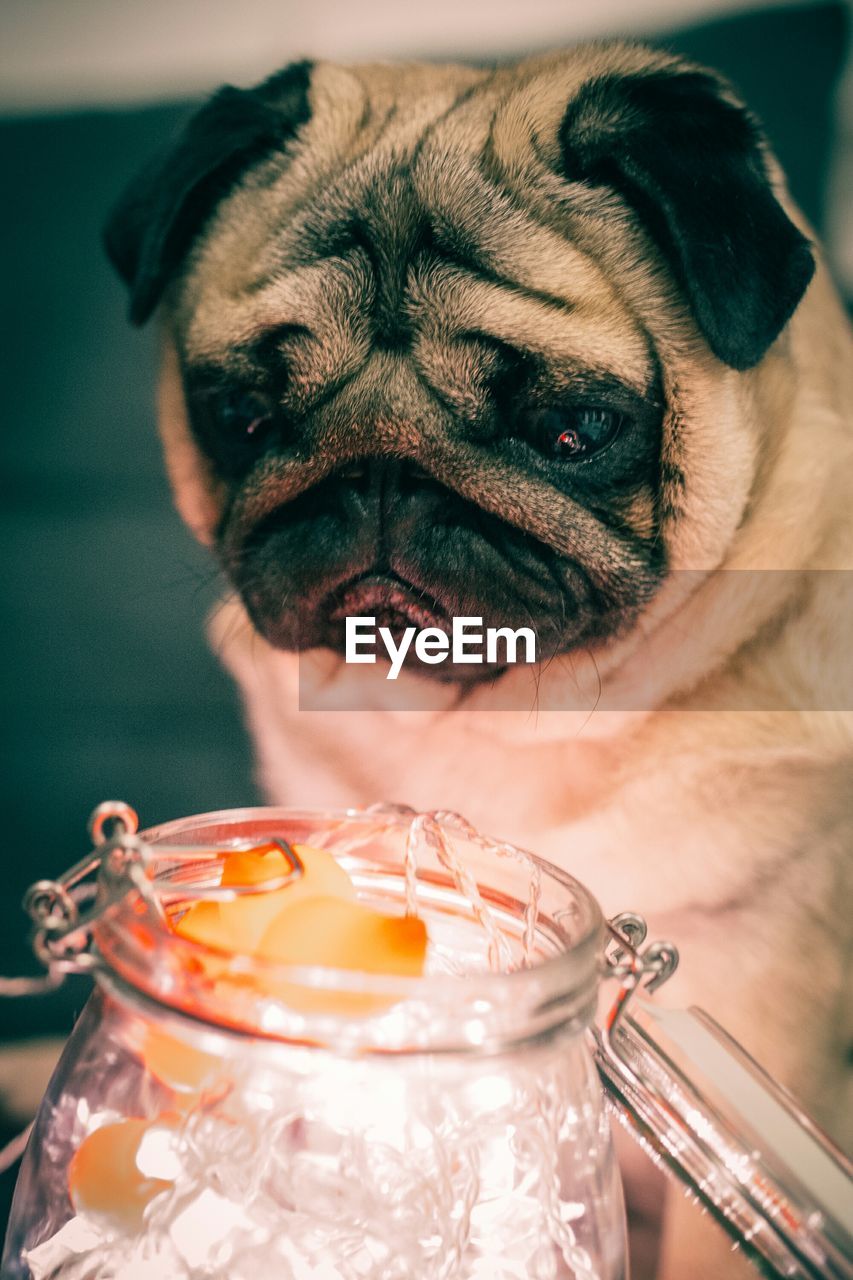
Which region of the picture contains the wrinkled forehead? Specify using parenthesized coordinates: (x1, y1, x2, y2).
(177, 59, 654, 389)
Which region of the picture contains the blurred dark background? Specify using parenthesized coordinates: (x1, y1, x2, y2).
(1, 0, 850, 1241)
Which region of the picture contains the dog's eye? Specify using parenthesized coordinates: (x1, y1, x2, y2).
(193, 388, 278, 478)
(530, 405, 624, 460)
(216, 390, 273, 441)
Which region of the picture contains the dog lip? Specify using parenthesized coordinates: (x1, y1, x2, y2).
(325, 572, 448, 631)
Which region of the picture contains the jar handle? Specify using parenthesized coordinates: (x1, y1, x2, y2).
(596, 913, 853, 1279)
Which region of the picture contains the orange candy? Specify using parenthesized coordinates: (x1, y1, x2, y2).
(142, 1026, 223, 1095)
(68, 1117, 176, 1228)
(174, 842, 355, 956)
(253, 896, 428, 1016)
(257, 896, 427, 975)
(172, 899, 231, 949)
(219, 843, 296, 888)
(167, 840, 427, 1018)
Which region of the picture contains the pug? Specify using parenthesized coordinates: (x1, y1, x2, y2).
(105, 42, 853, 1279)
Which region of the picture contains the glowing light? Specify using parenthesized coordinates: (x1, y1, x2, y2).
(169, 1189, 248, 1268)
(135, 1122, 182, 1181)
(469, 1073, 514, 1112)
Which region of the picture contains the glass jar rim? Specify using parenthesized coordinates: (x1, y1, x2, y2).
(91, 805, 606, 1055)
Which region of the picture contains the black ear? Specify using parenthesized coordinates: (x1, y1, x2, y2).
(559, 68, 815, 369)
(104, 61, 313, 325)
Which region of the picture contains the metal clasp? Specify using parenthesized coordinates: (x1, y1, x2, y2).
(23, 801, 147, 977)
(595, 911, 683, 1160)
(602, 911, 679, 1038)
(2, 800, 305, 998)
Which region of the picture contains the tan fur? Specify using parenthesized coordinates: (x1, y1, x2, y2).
(154, 43, 853, 1280)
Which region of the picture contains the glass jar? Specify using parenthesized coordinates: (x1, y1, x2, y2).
(3, 806, 627, 1280)
(4, 805, 851, 1280)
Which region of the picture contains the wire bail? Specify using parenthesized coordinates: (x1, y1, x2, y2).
(25, 801, 145, 977)
(2, 801, 306, 998)
(601, 912, 679, 1040)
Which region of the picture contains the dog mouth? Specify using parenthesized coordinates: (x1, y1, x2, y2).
(318, 571, 508, 683)
(325, 572, 449, 634)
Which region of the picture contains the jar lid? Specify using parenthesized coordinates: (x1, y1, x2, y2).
(594, 991, 853, 1279)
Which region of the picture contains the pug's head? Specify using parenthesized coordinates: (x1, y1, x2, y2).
(105, 44, 814, 683)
